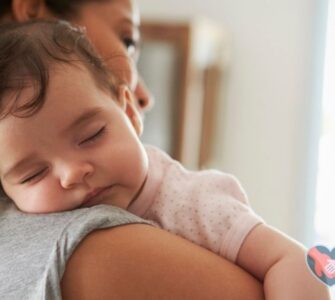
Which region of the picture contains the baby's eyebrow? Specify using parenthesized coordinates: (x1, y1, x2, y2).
(62, 107, 104, 135)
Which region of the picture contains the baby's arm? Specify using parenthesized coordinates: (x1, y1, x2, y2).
(236, 224, 331, 300)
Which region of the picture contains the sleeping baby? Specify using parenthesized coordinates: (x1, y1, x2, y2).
(0, 20, 330, 300)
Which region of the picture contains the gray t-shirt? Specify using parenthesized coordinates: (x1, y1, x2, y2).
(0, 198, 151, 300)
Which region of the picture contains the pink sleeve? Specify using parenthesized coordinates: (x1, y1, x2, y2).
(144, 166, 264, 263)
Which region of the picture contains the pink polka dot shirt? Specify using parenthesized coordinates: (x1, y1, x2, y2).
(128, 145, 264, 263)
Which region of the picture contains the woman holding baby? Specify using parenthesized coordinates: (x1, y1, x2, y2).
(0, 1, 267, 299)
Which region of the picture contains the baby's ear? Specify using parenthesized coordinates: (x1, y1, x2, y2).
(117, 85, 143, 136)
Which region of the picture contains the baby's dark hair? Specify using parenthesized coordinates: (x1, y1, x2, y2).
(0, 19, 117, 119)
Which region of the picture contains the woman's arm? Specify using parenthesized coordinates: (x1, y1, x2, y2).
(61, 224, 264, 300)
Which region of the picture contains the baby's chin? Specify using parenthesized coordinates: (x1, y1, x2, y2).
(13, 201, 75, 214)
(102, 185, 141, 210)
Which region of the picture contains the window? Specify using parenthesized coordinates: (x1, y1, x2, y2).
(314, 4, 335, 296)
(314, 0, 335, 252)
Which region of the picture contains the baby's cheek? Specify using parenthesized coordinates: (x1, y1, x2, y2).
(17, 183, 63, 213)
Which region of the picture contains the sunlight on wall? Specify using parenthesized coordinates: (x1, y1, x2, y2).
(314, 0, 335, 249)
(314, 1, 335, 296)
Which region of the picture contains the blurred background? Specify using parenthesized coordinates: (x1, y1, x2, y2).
(137, 0, 334, 261)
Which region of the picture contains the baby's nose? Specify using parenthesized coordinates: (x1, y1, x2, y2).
(60, 161, 94, 189)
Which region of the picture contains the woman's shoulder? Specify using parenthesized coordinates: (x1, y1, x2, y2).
(0, 200, 150, 299)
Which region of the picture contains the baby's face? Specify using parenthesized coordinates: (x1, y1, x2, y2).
(0, 64, 148, 213)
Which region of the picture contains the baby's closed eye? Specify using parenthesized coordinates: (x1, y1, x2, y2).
(78, 126, 106, 146)
(20, 168, 48, 184)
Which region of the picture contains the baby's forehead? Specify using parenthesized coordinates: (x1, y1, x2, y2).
(0, 72, 113, 175)
(5, 62, 110, 114)
(0, 62, 86, 120)
(1, 65, 107, 129)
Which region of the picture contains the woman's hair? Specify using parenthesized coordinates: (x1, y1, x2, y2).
(0, 0, 109, 19)
(0, 19, 117, 119)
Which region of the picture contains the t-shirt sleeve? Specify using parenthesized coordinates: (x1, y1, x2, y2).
(145, 166, 264, 264)
(0, 200, 152, 300)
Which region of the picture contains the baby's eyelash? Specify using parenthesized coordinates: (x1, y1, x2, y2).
(20, 169, 46, 184)
(79, 126, 106, 145)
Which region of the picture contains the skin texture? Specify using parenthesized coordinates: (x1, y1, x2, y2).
(2, 0, 266, 298)
(71, 0, 154, 117)
(0, 65, 148, 213)
(61, 224, 265, 300)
